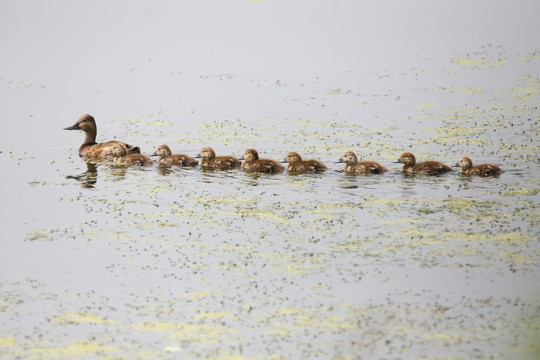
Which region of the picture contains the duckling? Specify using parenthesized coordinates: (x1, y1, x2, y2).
(394, 152, 452, 175)
(337, 151, 387, 174)
(64, 114, 140, 159)
(151, 144, 198, 167)
(197, 147, 241, 170)
(106, 143, 153, 166)
(241, 148, 284, 173)
(454, 156, 502, 176)
(284, 151, 327, 173)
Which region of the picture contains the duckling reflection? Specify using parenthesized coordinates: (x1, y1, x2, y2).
(240, 148, 284, 173)
(454, 156, 502, 176)
(337, 151, 387, 174)
(152, 144, 198, 167)
(66, 161, 98, 188)
(106, 143, 153, 166)
(394, 152, 451, 175)
(64, 114, 140, 159)
(197, 147, 241, 170)
(284, 151, 327, 173)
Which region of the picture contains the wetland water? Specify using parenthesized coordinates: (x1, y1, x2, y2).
(1, 1, 539, 359)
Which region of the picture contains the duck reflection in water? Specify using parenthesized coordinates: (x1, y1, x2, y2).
(66, 161, 98, 188)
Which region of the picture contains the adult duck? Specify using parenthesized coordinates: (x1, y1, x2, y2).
(64, 114, 140, 159)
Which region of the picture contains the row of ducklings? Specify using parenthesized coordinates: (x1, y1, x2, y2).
(107, 143, 502, 177)
(65, 115, 501, 176)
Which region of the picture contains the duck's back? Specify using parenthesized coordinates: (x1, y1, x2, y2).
(466, 164, 502, 176)
(413, 161, 452, 174)
(347, 161, 387, 174)
(244, 159, 284, 173)
(287, 160, 327, 172)
(81, 141, 140, 159)
(212, 156, 242, 169)
(116, 153, 153, 166)
(160, 154, 198, 167)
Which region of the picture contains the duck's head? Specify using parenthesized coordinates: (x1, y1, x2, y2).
(199, 147, 216, 160)
(338, 151, 358, 165)
(242, 148, 259, 162)
(64, 114, 96, 133)
(285, 151, 302, 164)
(106, 143, 128, 157)
(394, 152, 415, 166)
(455, 156, 473, 169)
(153, 144, 172, 158)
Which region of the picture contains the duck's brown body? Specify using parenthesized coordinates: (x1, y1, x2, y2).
(64, 114, 140, 159)
(285, 152, 327, 173)
(455, 156, 502, 176)
(107, 144, 153, 166)
(241, 149, 284, 173)
(152, 145, 198, 167)
(198, 147, 241, 170)
(338, 151, 387, 174)
(396, 152, 451, 175)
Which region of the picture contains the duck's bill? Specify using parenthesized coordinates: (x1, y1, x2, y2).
(64, 123, 80, 130)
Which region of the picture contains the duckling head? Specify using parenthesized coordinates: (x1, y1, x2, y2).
(153, 144, 172, 158)
(455, 156, 473, 170)
(339, 151, 358, 165)
(286, 152, 302, 164)
(199, 147, 216, 160)
(108, 143, 128, 157)
(242, 148, 259, 163)
(395, 152, 416, 166)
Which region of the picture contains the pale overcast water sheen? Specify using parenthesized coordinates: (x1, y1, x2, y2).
(1, 1, 539, 359)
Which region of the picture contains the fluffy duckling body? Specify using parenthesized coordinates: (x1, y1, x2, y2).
(395, 152, 452, 175)
(152, 145, 198, 167)
(241, 149, 284, 173)
(107, 143, 153, 166)
(198, 147, 241, 170)
(64, 114, 140, 159)
(284, 152, 327, 173)
(338, 151, 387, 174)
(455, 156, 502, 176)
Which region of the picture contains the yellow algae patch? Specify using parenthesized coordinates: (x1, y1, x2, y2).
(415, 103, 437, 108)
(25, 228, 53, 241)
(417, 332, 464, 340)
(501, 188, 539, 197)
(53, 312, 118, 325)
(0, 336, 16, 347)
(451, 57, 506, 68)
(441, 87, 485, 95)
(195, 312, 231, 319)
(31, 341, 120, 358)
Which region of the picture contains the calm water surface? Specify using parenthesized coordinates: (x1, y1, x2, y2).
(1, 1, 539, 359)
